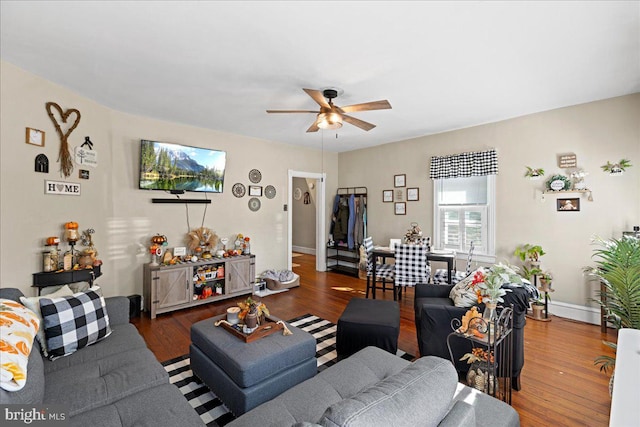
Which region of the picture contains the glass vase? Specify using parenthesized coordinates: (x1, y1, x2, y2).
(483, 301, 498, 339)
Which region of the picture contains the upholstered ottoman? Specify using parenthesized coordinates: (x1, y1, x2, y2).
(336, 298, 400, 359)
(189, 315, 317, 416)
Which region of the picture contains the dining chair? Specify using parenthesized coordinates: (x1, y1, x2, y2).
(433, 241, 475, 285)
(363, 237, 394, 299)
(393, 243, 430, 301)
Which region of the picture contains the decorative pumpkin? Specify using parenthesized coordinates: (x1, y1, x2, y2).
(65, 221, 79, 230)
(151, 234, 167, 245)
(46, 236, 60, 246)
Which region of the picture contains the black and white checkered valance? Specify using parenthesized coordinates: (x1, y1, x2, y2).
(429, 149, 498, 179)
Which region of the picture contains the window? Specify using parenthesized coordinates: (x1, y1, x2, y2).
(433, 175, 495, 260)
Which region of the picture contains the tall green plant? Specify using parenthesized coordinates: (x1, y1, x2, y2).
(586, 236, 640, 373)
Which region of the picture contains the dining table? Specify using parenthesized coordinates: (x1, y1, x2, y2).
(370, 246, 455, 299)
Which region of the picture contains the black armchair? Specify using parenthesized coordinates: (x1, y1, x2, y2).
(414, 283, 529, 390)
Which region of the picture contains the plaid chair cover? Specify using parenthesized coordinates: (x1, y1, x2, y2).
(433, 241, 475, 285)
(394, 244, 430, 288)
(363, 237, 394, 279)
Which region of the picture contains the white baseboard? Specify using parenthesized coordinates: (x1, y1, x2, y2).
(548, 300, 601, 325)
(292, 246, 316, 256)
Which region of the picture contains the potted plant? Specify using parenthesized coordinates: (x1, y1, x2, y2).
(237, 297, 270, 326)
(538, 271, 553, 292)
(585, 236, 640, 392)
(514, 244, 546, 268)
(530, 295, 546, 320)
(524, 166, 545, 180)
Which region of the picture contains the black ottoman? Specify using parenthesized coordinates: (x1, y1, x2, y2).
(336, 298, 400, 359)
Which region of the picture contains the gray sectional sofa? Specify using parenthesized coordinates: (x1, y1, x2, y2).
(0, 288, 204, 427)
(229, 346, 520, 427)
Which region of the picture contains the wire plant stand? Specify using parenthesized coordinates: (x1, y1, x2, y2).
(447, 305, 514, 404)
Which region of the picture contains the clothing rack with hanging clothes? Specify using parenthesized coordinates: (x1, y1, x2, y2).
(327, 187, 367, 277)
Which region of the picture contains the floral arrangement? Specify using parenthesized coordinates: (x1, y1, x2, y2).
(460, 347, 494, 365)
(471, 263, 522, 304)
(237, 297, 269, 321)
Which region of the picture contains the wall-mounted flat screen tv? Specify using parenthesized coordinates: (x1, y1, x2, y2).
(139, 140, 226, 193)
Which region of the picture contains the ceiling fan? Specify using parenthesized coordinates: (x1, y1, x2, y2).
(266, 88, 392, 132)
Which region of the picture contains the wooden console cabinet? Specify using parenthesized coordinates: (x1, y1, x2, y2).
(143, 255, 255, 319)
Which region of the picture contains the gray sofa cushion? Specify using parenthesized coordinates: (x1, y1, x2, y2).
(437, 400, 475, 427)
(43, 323, 148, 374)
(452, 384, 520, 427)
(44, 347, 168, 416)
(319, 356, 457, 427)
(228, 346, 410, 427)
(68, 384, 204, 427)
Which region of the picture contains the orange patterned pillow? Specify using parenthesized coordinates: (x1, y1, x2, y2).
(0, 299, 39, 391)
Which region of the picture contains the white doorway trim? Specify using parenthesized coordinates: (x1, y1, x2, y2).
(288, 170, 326, 272)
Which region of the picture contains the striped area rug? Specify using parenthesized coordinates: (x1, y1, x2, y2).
(162, 313, 412, 426)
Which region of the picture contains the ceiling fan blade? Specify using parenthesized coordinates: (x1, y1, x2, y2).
(303, 88, 330, 108)
(306, 121, 320, 133)
(338, 100, 392, 113)
(266, 109, 319, 113)
(342, 114, 376, 131)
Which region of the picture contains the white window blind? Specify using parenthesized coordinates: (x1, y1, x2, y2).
(433, 175, 495, 259)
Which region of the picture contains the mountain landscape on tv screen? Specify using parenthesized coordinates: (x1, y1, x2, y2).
(139, 140, 225, 192)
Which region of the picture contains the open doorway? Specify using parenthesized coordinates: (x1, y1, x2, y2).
(287, 170, 325, 272)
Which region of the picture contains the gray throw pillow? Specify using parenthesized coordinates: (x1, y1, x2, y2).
(319, 356, 457, 427)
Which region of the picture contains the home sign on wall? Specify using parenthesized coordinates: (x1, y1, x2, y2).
(45, 180, 81, 196)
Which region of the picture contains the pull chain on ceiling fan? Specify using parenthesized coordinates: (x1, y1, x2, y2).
(266, 88, 392, 132)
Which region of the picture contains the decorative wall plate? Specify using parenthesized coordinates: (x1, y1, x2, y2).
(294, 187, 302, 200)
(265, 185, 276, 199)
(232, 183, 246, 198)
(248, 197, 261, 211)
(249, 169, 262, 183)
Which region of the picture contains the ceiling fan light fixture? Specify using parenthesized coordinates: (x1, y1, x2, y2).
(317, 112, 342, 130)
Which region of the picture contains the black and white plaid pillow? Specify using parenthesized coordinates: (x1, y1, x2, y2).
(40, 289, 111, 359)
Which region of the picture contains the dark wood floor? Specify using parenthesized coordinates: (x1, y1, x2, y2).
(132, 254, 616, 427)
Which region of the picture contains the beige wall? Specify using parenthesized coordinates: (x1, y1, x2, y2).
(339, 94, 640, 314)
(0, 61, 338, 297)
(292, 177, 317, 251)
(2, 59, 638, 317)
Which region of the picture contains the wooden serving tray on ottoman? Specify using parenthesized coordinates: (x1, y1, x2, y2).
(219, 315, 284, 343)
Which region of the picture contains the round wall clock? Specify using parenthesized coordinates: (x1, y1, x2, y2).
(265, 185, 276, 199)
(232, 183, 246, 198)
(248, 197, 261, 212)
(294, 187, 302, 200)
(249, 169, 262, 183)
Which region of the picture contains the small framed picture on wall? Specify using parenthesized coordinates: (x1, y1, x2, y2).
(249, 186, 263, 197)
(407, 187, 419, 201)
(394, 202, 406, 215)
(382, 190, 393, 203)
(394, 174, 406, 187)
(557, 198, 580, 212)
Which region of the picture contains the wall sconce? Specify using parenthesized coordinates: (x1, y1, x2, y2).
(601, 159, 632, 175)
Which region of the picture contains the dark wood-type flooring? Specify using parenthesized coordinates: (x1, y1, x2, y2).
(132, 254, 616, 426)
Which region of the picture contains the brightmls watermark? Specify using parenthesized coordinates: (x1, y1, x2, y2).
(1, 405, 67, 426)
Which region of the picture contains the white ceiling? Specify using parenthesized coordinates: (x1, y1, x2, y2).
(1, 1, 639, 152)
